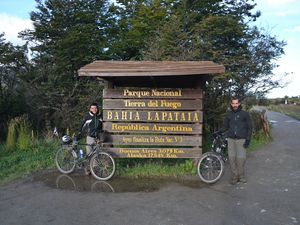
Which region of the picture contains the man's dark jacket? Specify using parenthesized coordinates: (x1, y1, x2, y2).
(222, 106, 252, 140)
(77, 112, 103, 138)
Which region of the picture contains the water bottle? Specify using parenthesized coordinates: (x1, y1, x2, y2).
(72, 150, 77, 158)
(79, 149, 83, 159)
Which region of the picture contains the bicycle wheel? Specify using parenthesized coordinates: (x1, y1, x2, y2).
(55, 147, 76, 174)
(90, 152, 115, 181)
(197, 152, 224, 184)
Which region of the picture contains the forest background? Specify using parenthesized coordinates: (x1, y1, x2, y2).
(0, 0, 285, 141)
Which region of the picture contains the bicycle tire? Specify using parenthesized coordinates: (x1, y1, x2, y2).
(55, 147, 76, 174)
(90, 152, 115, 181)
(197, 152, 224, 184)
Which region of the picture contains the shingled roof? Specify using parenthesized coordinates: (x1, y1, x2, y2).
(78, 61, 225, 77)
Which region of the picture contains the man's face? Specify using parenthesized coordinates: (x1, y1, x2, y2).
(90, 105, 98, 115)
(230, 99, 240, 111)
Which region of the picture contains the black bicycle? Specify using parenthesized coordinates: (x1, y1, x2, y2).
(197, 132, 228, 184)
(55, 135, 115, 181)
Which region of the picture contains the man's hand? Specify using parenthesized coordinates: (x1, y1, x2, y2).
(243, 139, 250, 148)
(75, 132, 81, 140)
(213, 130, 222, 138)
(72, 140, 78, 147)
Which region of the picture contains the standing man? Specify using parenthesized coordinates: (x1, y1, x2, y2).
(77, 102, 103, 175)
(221, 97, 252, 184)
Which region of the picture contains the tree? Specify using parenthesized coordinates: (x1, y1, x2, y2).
(19, 0, 112, 133)
(0, 33, 29, 140)
(15, 0, 286, 135)
(106, 0, 171, 60)
(141, 0, 285, 130)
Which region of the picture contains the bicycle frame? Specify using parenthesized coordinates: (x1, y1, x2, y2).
(70, 139, 108, 164)
(211, 133, 228, 162)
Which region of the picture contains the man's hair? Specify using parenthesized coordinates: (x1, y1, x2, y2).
(230, 96, 240, 103)
(90, 102, 99, 108)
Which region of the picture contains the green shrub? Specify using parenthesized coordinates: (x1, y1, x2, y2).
(5, 115, 35, 152)
(250, 110, 272, 143)
(250, 110, 263, 136)
(6, 118, 18, 151)
(16, 116, 34, 151)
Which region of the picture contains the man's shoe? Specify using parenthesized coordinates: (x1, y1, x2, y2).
(84, 168, 91, 176)
(230, 175, 238, 185)
(239, 176, 247, 183)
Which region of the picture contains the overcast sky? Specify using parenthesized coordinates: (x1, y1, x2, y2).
(0, 0, 299, 98)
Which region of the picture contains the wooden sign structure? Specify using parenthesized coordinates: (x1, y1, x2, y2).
(78, 61, 225, 158)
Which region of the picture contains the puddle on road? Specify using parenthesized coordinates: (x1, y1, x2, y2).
(34, 171, 206, 193)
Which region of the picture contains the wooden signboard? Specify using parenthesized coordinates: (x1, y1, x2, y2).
(103, 110, 203, 123)
(107, 148, 202, 158)
(78, 60, 225, 159)
(108, 135, 202, 146)
(103, 99, 203, 110)
(102, 87, 203, 158)
(103, 88, 203, 99)
(103, 122, 202, 134)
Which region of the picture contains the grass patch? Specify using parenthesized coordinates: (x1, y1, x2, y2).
(247, 131, 272, 153)
(268, 104, 300, 120)
(0, 140, 58, 185)
(116, 158, 197, 178)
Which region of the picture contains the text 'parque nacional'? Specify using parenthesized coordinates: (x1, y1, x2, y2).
(123, 89, 182, 98)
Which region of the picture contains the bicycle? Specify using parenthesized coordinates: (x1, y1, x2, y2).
(197, 132, 228, 184)
(55, 135, 115, 181)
